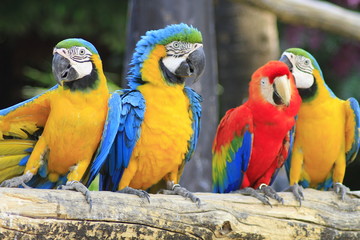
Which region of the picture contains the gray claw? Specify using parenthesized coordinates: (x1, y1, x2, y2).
(117, 186, 151, 203)
(234, 187, 272, 206)
(332, 183, 349, 200)
(286, 183, 304, 206)
(259, 184, 284, 204)
(161, 183, 201, 207)
(0, 172, 33, 188)
(58, 181, 92, 209)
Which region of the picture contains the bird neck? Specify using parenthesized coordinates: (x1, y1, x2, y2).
(300, 69, 336, 104)
(63, 55, 107, 93)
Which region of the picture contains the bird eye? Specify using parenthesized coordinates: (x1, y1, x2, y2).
(173, 41, 179, 48)
(261, 79, 266, 85)
(304, 59, 310, 65)
(79, 49, 86, 55)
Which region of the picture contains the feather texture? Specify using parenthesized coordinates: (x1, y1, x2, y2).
(212, 61, 301, 193)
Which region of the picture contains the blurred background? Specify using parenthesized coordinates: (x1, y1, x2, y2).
(1, 0, 359, 191)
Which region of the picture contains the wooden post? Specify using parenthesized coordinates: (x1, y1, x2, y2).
(0, 188, 359, 239)
(214, 0, 280, 116)
(236, 0, 360, 41)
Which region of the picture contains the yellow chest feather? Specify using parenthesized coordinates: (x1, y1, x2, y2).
(296, 97, 346, 183)
(44, 89, 108, 174)
(129, 85, 193, 189)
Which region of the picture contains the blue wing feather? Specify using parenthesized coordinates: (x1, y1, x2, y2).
(284, 118, 296, 179)
(346, 97, 360, 165)
(222, 130, 253, 193)
(99, 90, 145, 192)
(212, 106, 254, 193)
(84, 93, 122, 186)
(183, 87, 202, 162)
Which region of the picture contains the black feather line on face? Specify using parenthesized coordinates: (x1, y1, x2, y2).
(159, 59, 185, 84)
(297, 75, 317, 101)
(63, 62, 98, 91)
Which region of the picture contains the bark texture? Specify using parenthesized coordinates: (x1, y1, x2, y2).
(215, 0, 279, 116)
(0, 188, 359, 239)
(237, 0, 360, 41)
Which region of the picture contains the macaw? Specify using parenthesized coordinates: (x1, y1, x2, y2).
(212, 61, 301, 205)
(99, 23, 205, 205)
(0, 38, 120, 206)
(280, 48, 360, 203)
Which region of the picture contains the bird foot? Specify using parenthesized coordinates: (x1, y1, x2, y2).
(0, 172, 33, 188)
(58, 181, 92, 209)
(259, 184, 284, 204)
(160, 182, 201, 207)
(117, 186, 150, 203)
(285, 183, 304, 206)
(233, 187, 271, 206)
(332, 182, 349, 200)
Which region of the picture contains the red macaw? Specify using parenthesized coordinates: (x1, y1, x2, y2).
(212, 61, 301, 205)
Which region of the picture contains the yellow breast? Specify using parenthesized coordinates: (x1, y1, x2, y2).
(44, 88, 109, 174)
(129, 84, 193, 189)
(296, 96, 346, 185)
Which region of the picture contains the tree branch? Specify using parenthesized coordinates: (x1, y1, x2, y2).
(0, 188, 359, 239)
(236, 0, 360, 41)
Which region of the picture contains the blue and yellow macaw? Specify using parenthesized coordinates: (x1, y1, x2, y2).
(280, 48, 360, 203)
(0, 38, 120, 205)
(99, 23, 205, 205)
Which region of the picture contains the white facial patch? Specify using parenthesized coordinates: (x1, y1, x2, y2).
(260, 77, 276, 105)
(161, 41, 203, 74)
(161, 56, 186, 74)
(284, 52, 314, 89)
(71, 60, 92, 80)
(54, 46, 93, 80)
(292, 68, 314, 89)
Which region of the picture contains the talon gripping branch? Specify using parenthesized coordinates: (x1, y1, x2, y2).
(0, 39, 121, 206)
(99, 23, 205, 205)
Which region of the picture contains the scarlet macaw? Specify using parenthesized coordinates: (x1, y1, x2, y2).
(212, 61, 301, 205)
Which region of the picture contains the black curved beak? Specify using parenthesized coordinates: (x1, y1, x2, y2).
(52, 53, 78, 85)
(279, 54, 293, 72)
(175, 47, 205, 81)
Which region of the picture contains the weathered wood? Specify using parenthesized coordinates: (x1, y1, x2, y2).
(236, 0, 360, 41)
(0, 188, 359, 239)
(214, 0, 280, 116)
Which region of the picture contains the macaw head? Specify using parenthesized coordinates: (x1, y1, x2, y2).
(249, 61, 294, 108)
(279, 48, 334, 101)
(52, 38, 103, 91)
(128, 23, 205, 88)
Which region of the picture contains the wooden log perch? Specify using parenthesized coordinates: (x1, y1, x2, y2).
(236, 0, 360, 41)
(0, 188, 360, 239)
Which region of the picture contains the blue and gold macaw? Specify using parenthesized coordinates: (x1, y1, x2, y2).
(99, 23, 205, 205)
(0, 38, 120, 205)
(280, 48, 360, 203)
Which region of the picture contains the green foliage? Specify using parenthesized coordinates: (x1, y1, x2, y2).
(0, 0, 128, 54)
(0, 0, 127, 100)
